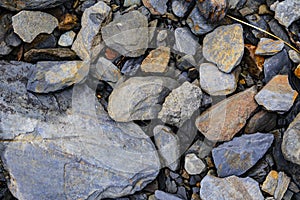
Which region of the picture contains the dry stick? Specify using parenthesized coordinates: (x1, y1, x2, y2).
(227, 15, 300, 54)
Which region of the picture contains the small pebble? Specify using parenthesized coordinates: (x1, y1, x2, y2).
(184, 153, 206, 175)
(58, 31, 76, 47)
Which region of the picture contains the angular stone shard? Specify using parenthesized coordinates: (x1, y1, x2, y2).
(141, 46, 170, 73)
(27, 61, 89, 93)
(262, 170, 279, 195)
(184, 153, 206, 175)
(255, 38, 284, 56)
(172, 0, 193, 18)
(212, 133, 274, 177)
(255, 75, 298, 112)
(91, 57, 121, 83)
(274, 0, 300, 28)
(101, 11, 149, 57)
(12, 11, 58, 43)
(0, 0, 68, 11)
(195, 87, 258, 142)
(108, 76, 179, 122)
(274, 172, 290, 200)
(203, 24, 244, 73)
(200, 175, 264, 200)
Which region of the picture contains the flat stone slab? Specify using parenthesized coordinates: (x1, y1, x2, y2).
(203, 24, 244, 73)
(255, 38, 284, 56)
(0, 0, 68, 11)
(212, 133, 274, 177)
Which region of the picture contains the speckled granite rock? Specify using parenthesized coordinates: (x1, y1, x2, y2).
(102, 11, 148, 57)
(108, 76, 179, 122)
(212, 133, 274, 177)
(282, 112, 300, 166)
(255, 38, 284, 56)
(158, 81, 202, 127)
(200, 175, 264, 200)
(274, 0, 300, 28)
(195, 87, 258, 142)
(141, 46, 170, 73)
(0, 0, 68, 11)
(255, 75, 298, 112)
(203, 24, 244, 73)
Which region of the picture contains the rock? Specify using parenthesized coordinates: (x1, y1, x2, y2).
(255, 75, 298, 112)
(173, 27, 199, 56)
(58, 13, 78, 31)
(197, 0, 227, 22)
(5, 30, 22, 47)
(153, 125, 180, 171)
(155, 190, 183, 200)
(158, 81, 202, 127)
(212, 133, 274, 177)
(199, 63, 239, 96)
(0, 0, 68, 11)
(24, 34, 57, 51)
(282, 112, 300, 166)
(202, 24, 244, 73)
(108, 76, 179, 122)
(0, 14, 13, 56)
(184, 153, 206, 175)
(27, 61, 89, 93)
(268, 19, 292, 50)
(295, 64, 300, 79)
(141, 46, 170, 73)
(274, 0, 300, 28)
(245, 157, 271, 183)
(24, 48, 77, 62)
(289, 50, 300, 63)
(263, 49, 291, 83)
(200, 175, 264, 200)
(12, 11, 58, 43)
(244, 44, 264, 78)
(172, 0, 193, 18)
(255, 38, 284, 56)
(195, 87, 258, 142)
(121, 57, 144, 76)
(187, 6, 217, 36)
(101, 11, 148, 58)
(274, 172, 291, 200)
(72, 2, 111, 60)
(262, 170, 279, 195)
(58, 31, 76, 47)
(142, 0, 168, 15)
(245, 110, 277, 134)
(124, 0, 141, 7)
(245, 14, 268, 38)
(90, 57, 121, 83)
(1, 79, 160, 200)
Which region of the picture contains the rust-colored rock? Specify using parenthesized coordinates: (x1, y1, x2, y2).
(295, 64, 300, 79)
(105, 48, 119, 60)
(141, 46, 170, 73)
(197, 0, 227, 22)
(244, 44, 264, 78)
(195, 87, 258, 142)
(58, 13, 78, 31)
(142, 0, 167, 15)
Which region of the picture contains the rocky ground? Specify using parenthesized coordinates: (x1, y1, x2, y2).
(0, 0, 300, 199)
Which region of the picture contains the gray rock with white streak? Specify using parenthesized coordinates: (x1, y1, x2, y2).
(274, 0, 300, 28)
(173, 27, 199, 56)
(184, 153, 206, 175)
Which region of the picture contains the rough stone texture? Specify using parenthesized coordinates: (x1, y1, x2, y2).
(172, 0, 193, 18)
(187, 6, 217, 36)
(158, 81, 202, 127)
(58, 31, 76, 47)
(255, 75, 298, 112)
(289, 50, 300, 63)
(200, 175, 264, 200)
(274, 172, 290, 200)
(245, 110, 277, 134)
(72, 2, 111, 60)
(27, 61, 89, 93)
(91, 57, 121, 83)
(124, 0, 141, 7)
(212, 133, 274, 177)
(102, 11, 148, 57)
(203, 24, 244, 73)
(0, 0, 68, 11)
(24, 48, 77, 62)
(184, 153, 206, 175)
(295, 64, 300, 79)
(0, 14, 14, 56)
(255, 38, 284, 56)
(197, 0, 227, 22)
(262, 170, 279, 195)
(142, 0, 168, 15)
(141, 46, 170, 73)
(173, 27, 199, 56)
(153, 125, 180, 171)
(12, 11, 58, 43)
(0, 62, 160, 199)
(108, 76, 179, 122)
(199, 63, 239, 96)
(155, 190, 183, 200)
(195, 87, 258, 142)
(282, 112, 300, 166)
(274, 0, 300, 28)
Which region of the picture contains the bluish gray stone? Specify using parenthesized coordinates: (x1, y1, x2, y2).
(212, 133, 274, 177)
(255, 38, 284, 56)
(155, 190, 183, 200)
(172, 0, 193, 18)
(173, 27, 199, 56)
(0, 0, 68, 11)
(58, 31, 76, 47)
(123, 0, 141, 7)
(275, 0, 300, 28)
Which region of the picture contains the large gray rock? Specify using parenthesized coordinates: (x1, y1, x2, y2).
(282, 112, 300, 166)
(200, 175, 264, 200)
(158, 81, 202, 127)
(274, 0, 300, 28)
(27, 61, 89, 93)
(101, 11, 149, 57)
(0, 0, 68, 11)
(108, 76, 179, 122)
(173, 27, 199, 56)
(212, 133, 274, 177)
(12, 11, 58, 43)
(0, 61, 160, 199)
(72, 1, 111, 60)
